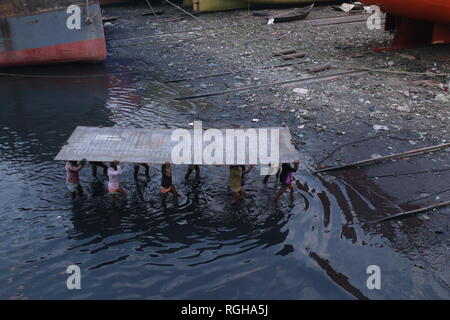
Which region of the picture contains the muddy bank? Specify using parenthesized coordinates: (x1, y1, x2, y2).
(102, 3, 449, 295)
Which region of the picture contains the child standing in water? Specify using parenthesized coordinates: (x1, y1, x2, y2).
(229, 165, 243, 204)
(160, 162, 179, 204)
(90, 161, 108, 177)
(108, 160, 126, 205)
(185, 165, 200, 179)
(274, 161, 300, 202)
(228, 165, 254, 204)
(65, 159, 87, 200)
(134, 163, 150, 179)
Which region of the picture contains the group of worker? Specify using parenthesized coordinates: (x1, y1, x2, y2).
(65, 160, 300, 205)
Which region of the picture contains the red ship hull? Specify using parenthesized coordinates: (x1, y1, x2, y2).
(0, 38, 106, 67)
(364, 0, 450, 50)
(0, 0, 106, 67)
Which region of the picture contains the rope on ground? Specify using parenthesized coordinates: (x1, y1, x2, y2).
(367, 200, 450, 223)
(400, 187, 450, 206)
(144, 0, 185, 41)
(314, 142, 450, 173)
(164, 0, 216, 28)
(317, 125, 450, 168)
(316, 132, 390, 165)
(358, 67, 449, 77)
(344, 166, 450, 181)
(316, 129, 433, 165)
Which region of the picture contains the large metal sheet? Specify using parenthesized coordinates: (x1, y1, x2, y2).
(54, 126, 299, 165)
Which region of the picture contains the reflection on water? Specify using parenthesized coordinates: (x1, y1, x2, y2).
(0, 62, 447, 300)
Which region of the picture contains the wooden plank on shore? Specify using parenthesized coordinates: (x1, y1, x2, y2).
(308, 64, 331, 73)
(282, 52, 306, 60)
(273, 49, 297, 56)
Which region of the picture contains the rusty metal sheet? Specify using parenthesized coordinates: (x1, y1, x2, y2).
(54, 126, 299, 165)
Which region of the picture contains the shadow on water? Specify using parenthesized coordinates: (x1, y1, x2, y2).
(0, 62, 448, 300)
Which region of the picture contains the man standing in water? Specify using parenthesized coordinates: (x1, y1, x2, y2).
(108, 160, 126, 205)
(65, 159, 87, 200)
(161, 162, 179, 204)
(274, 161, 300, 202)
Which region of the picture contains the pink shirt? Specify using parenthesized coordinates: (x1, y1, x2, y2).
(108, 166, 122, 190)
(65, 162, 83, 184)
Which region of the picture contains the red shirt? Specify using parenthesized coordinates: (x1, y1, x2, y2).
(65, 162, 83, 184)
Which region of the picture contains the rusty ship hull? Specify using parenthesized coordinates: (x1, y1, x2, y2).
(364, 0, 450, 50)
(0, 0, 106, 67)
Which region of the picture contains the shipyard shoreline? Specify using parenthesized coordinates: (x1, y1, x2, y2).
(103, 3, 450, 295)
(2, 2, 448, 299)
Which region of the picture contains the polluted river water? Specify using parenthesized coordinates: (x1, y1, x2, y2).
(0, 60, 448, 300)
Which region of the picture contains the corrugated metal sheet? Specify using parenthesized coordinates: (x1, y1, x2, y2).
(54, 126, 299, 165)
